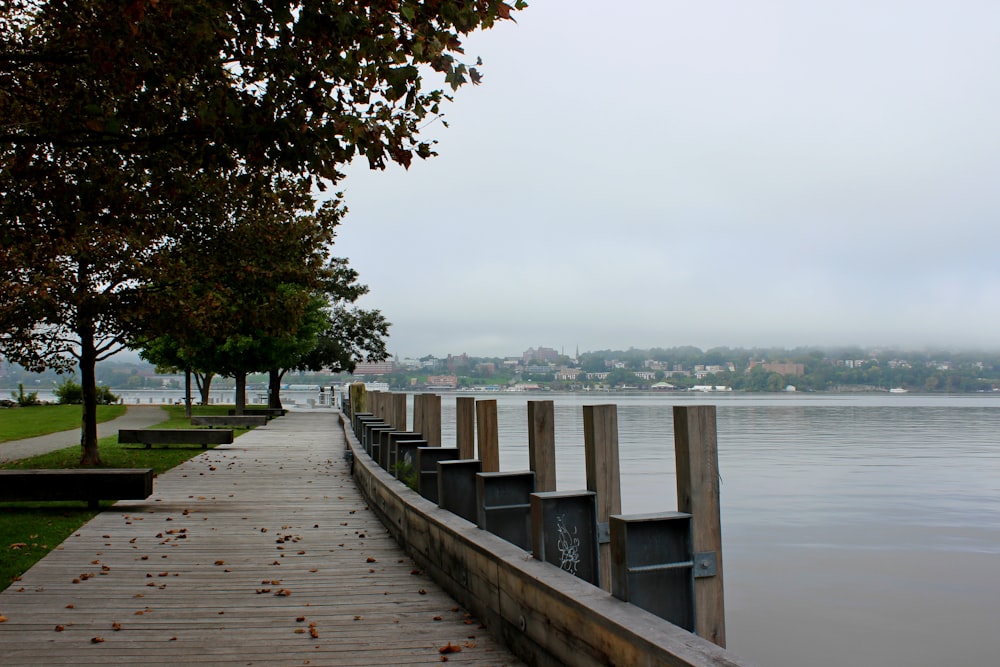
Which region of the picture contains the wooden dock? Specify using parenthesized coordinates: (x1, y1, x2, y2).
(0, 412, 524, 666)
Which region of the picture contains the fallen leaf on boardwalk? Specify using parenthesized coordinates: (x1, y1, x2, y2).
(274, 589, 292, 597)
(464, 641, 476, 648)
(72, 578, 80, 584)
(418, 589, 427, 595)
(433, 616, 442, 621)
(366, 557, 376, 563)
(54, 625, 64, 631)
(91, 636, 105, 643)
(411, 569, 421, 575)
(214, 560, 226, 566)
(65, 604, 75, 608)
(309, 627, 319, 638)
(294, 628, 306, 634)
(296, 616, 306, 622)
(439, 642, 462, 654)
(255, 589, 272, 594)
(0, 615, 7, 622)
(112, 622, 121, 631)
(353, 615, 362, 621)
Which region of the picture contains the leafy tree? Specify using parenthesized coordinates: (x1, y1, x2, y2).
(2, 1, 522, 463)
(266, 294, 390, 410)
(2, 0, 524, 182)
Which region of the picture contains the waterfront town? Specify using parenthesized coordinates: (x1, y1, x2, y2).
(4, 345, 999, 398)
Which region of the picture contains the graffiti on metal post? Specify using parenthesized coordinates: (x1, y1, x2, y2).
(555, 513, 581, 575)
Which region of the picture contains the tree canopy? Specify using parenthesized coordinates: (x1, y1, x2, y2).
(1, 1, 522, 463)
(2, 0, 524, 183)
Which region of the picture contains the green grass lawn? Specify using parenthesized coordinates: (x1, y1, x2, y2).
(0, 404, 260, 591)
(0, 404, 126, 443)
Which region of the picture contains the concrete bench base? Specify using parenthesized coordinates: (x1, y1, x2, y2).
(0, 468, 154, 510)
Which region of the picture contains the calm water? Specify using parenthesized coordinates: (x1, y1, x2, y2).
(428, 392, 1000, 667)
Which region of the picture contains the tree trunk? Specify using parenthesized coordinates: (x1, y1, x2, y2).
(195, 371, 214, 406)
(78, 322, 102, 466)
(234, 371, 247, 415)
(184, 368, 193, 418)
(268, 368, 285, 410)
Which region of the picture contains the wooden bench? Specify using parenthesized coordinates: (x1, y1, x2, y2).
(228, 408, 286, 418)
(190, 415, 267, 428)
(118, 428, 234, 449)
(0, 468, 154, 510)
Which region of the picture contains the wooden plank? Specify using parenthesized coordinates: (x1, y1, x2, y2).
(475, 399, 500, 473)
(455, 396, 476, 460)
(527, 400, 556, 492)
(0, 413, 524, 666)
(583, 404, 621, 592)
(673, 405, 727, 647)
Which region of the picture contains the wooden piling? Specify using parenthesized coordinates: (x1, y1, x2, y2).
(391, 392, 407, 431)
(413, 393, 425, 438)
(527, 400, 556, 492)
(583, 404, 621, 591)
(422, 393, 441, 447)
(476, 399, 500, 473)
(456, 396, 476, 459)
(673, 405, 726, 648)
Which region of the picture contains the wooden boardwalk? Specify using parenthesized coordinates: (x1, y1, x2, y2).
(0, 412, 524, 666)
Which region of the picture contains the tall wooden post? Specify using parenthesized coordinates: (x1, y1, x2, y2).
(391, 393, 407, 431)
(476, 399, 500, 472)
(456, 396, 476, 459)
(413, 394, 425, 439)
(422, 394, 441, 447)
(583, 404, 621, 591)
(673, 405, 726, 647)
(528, 400, 556, 492)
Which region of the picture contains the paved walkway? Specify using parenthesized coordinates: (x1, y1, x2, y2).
(0, 412, 523, 666)
(0, 406, 169, 462)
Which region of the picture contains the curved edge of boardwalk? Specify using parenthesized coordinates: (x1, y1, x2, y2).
(341, 413, 751, 667)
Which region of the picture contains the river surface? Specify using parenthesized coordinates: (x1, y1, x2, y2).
(428, 392, 1000, 667)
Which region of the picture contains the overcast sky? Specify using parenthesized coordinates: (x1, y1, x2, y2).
(334, 1, 1000, 360)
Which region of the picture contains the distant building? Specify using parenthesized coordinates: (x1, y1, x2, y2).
(425, 375, 458, 389)
(523, 346, 559, 364)
(353, 360, 395, 375)
(749, 361, 805, 376)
